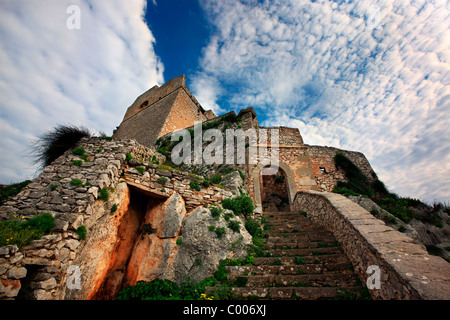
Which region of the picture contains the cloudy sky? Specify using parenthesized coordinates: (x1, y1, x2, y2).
(0, 0, 449, 204)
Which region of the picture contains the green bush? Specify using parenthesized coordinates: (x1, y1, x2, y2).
(116, 278, 217, 300)
(70, 179, 83, 187)
(222, 194, 254, 216)
(227, 220, 240, 233)
(215, 227, 226, 239)
(126, 153, 133, 161)
(0, 213, 54, 247)
(72, 147, 86, 156)
(294, 256, 305, 265)
(111, 204, 118, 213)
(244, 217, 262, 237)
(176, 238, 182, 246)
(99, 187, 110, 202)
(210, 174, 222, 184)
(31, 124, 91, 169)
(190, 179, 201, 191)
(157, 177, 168, 185)
(72, 160, 83, 167)
(210, 206, 222, 219)
(136, 166, 145, 174)
(76, 225, 87, 240)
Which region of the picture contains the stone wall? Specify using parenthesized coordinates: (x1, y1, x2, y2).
(0, 136, 239, 300)
(113, 75, 214, 148)
(307, 145, 376, 191)
(292, 190, 450, 300)
(124, 164, 233, 212)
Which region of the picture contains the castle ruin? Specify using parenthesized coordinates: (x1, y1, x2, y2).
(0, 75, 449, 300)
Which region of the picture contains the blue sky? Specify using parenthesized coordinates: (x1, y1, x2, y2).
(0, 0, 449, 204)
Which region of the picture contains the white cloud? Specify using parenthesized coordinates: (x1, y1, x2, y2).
(0, 0, 164, 183)
(194, 0, 450, 203)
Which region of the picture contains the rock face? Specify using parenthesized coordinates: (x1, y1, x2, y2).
(171, 206, 251, 283)
(0, 137, 247, 300)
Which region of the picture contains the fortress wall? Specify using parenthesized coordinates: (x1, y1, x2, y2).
(159, 88, 208, 138)
(307, 145, 376, 192)
(122, 75, 187, 122)
(293, 190, 450, 300)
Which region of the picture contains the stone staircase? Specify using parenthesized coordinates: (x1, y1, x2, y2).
(224, 211, 369, 299)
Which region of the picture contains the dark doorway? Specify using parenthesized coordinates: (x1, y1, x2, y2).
(261, 167, 290, 212)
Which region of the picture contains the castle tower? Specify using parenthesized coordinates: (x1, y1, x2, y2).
(113, 75, 216, 147)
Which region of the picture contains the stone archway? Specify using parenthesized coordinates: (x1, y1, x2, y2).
(251, 162, 296, 213)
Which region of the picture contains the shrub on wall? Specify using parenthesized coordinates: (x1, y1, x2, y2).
(31, 124, 92, 168)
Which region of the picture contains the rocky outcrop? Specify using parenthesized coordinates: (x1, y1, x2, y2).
(0, 137, 249, 300)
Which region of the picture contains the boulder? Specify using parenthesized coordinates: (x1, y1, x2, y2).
(157, 192, 186, 239)
(221, 171, 244, 196)
(169, 206, 252, 283)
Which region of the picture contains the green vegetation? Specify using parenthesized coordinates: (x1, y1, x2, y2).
(214, 227, 226, 239)
(0, 180, 31, 205)
(157, 164, 174, 172)
(76, 225, 87, 240)
(111, 203, 118, 213)
(210, 206, 222, 220)
(99, 187, 110, 202)
(31, 124, 91, 169)
(136, 166, 145, 174)
(72, 147, 86, 156)
(222, 194, 254, 217)
(72, 160, 83, 167)
(70, 179, 83, 188)
(126, 153, 133, 161)
(210, 174, 222, 184)
(116, 278, 217, 300)
(227, 220, 241, 233)
(294, 256, 305, 265)
(176, 238, 182, 246)
(189, 179, 201, 191)
(0, 213, 54, 247)
(156, 177, 168, 185)
(332, 153, 444, 227)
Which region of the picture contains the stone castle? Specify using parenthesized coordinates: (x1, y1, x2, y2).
(112, 74, 376, 213)
(0, 75, 448, 300)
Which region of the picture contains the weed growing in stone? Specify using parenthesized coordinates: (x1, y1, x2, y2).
(76, 225, 87, 240)
(0, 213, 54, 247)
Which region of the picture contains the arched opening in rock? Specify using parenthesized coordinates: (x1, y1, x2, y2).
(260, 166, 290, 212)
(91, 187, 166, 300)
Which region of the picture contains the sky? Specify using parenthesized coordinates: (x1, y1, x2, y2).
(0, 0, 449, 204)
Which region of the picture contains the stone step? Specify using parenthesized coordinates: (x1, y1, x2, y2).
(253, 254, 350, 267)
(229, 273, 359, 288)
(267, 227, 330, 235)
(224, 286, 365, 300)
(263, 233, 340, 248)
(226, 262, 353, 276)
(263, 240, 340, 250)
(263, 246, 343, 257)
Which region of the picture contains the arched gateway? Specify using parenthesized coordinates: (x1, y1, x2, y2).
(251, 162, 297, 213)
